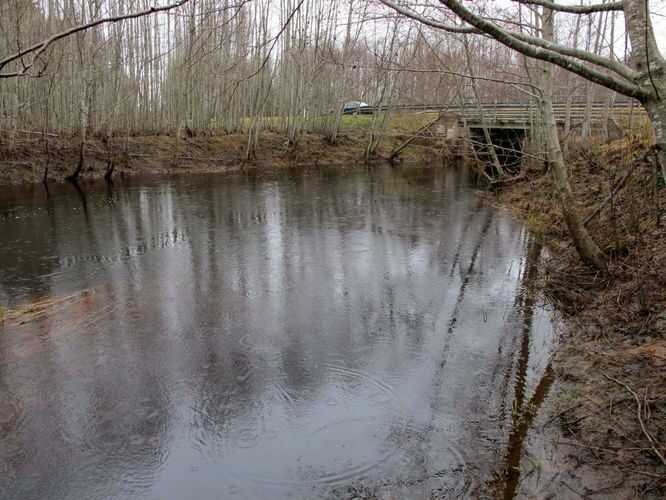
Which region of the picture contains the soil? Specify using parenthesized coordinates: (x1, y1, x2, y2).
(494, 134, 666, 498)
(0, 130, 442, 186)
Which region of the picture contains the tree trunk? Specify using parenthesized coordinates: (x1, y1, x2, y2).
(66, 140, 86, 182)
(463, 35, 505, 177)
(645, 100, 666, 182)
(540, 8, 607, 269)
(624, 0, 666, 176)
(104, 158, 115, 181)
(541, 98, 607, 269)
(42, 137, 50, 184)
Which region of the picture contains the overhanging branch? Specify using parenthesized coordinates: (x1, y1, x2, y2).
(512, 0, 626, 14)
(378, 0, 479, 33)
(0, 0, 193, 78)
(435, 0, 649, 100)
(379, 0, 638, 88)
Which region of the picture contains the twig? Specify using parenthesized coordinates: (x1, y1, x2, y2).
(541, 402, 584, 428)
(558, 439, 622, 455)
(489, 173, 526, 190)
(583, 149, 651, 226)
(561, 480, 585, 498)
(585, 479, 626, 496)
(604, 373, 666, 467)
(629, 469, 666, 480)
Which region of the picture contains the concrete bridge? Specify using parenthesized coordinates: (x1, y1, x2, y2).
(388, 101, 647, 169)
(383, 101, 643, 127)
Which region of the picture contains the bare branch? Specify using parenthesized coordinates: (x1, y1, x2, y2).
(434, 0, 649, 100)
(512, 0, 626, 15)
(377, 0, 479, 33)
(508, 31, 637, 82)
(379, 1, 637, 86)
(0, 0, 193, 78)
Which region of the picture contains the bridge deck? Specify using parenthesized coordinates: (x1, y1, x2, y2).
(459, 105, 643, 127)
(380, 101, 646, 128)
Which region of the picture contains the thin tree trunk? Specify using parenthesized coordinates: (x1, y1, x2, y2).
(66, 140, 85, 182)
(541, 7, 606, 269)
(645, 101, 666, 181)
(42, 136, 50, 183)
(463, 35, 505, 177)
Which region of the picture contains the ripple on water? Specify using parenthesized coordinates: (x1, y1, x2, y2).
(323, 363, 399, 403)
(271, 382, 295, 405)
(296, 416, 409, 485)
(224, 365, 404, 488)
(346, 243, 374, 253)
(239, 332, 284, 352)
(235, 428, 259, 449)
(389, 431, 473, 499)
(231, 416, 408, 488)
(230, 416, 473, 498)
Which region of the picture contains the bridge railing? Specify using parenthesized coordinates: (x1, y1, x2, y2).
(347, 101, 645, 130)
(372, 101, 641, 116)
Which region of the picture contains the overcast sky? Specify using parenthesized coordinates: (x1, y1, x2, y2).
(652, 2, 666, 51)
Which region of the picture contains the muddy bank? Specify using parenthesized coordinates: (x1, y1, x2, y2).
(495, 136, 666, 497)
(0, 130, 443, 186)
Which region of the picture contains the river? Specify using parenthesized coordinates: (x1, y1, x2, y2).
(0, 165, 555, 498)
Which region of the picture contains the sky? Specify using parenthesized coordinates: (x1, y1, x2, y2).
(651, 1, 666, 51)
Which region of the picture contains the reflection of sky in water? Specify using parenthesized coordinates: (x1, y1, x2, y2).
(0, 166, 555, 498)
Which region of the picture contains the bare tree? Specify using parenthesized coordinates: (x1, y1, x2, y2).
(378, 0, 665, 268)
(380, 0, 665, 175)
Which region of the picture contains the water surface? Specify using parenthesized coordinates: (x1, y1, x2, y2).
(0, 166, 554, 498)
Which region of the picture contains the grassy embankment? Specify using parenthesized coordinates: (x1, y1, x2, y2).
(0, 112, 442, 185)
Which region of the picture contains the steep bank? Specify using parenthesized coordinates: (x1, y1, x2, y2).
(0, 128, 444, 186)
(495, 136, 666, 497)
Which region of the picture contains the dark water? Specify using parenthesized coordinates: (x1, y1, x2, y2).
(0, 166, 554, 499)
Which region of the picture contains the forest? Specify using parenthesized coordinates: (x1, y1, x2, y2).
(0, 1, 649, 141)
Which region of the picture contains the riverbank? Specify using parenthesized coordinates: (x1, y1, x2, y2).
(0, 120, 444, 186)
(1, 128, 663, 496)
(495, 135, 666, 497)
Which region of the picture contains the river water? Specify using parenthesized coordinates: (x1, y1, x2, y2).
(0, 166, 555, 499)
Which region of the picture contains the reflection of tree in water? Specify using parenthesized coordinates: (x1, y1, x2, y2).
(0, 167, 556, 498)
(0, 383, 27, 494)
(511, 239, 543, 422)
(69, 179, 89, 217)
(499, 237, 555, 499)
(355, 203, 496, 496)
(428, 206, 494, 406)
